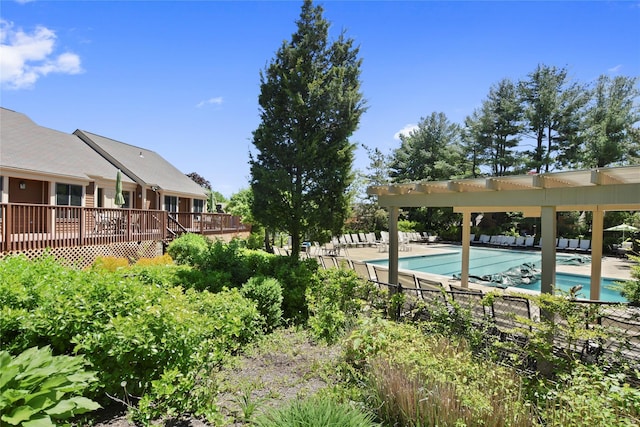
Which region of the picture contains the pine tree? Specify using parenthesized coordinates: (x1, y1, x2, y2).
(250, 0, 366, 258)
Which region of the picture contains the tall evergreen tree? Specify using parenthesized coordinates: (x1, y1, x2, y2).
(519, 64, 586, 173)
(580, 75, 640, 168)
(389, 112, 462, 182)
(464, 79, 523, 176)
(250, 0, 365, 258)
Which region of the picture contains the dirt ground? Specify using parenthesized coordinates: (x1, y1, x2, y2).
(87, 329, 341, 427)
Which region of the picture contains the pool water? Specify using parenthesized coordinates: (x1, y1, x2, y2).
(367, 246, 628, 303)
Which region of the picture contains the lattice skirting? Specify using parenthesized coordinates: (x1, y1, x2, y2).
(0, 241, 163, 269)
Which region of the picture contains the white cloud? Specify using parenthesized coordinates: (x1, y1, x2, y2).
(608, 64, 622, 74)
(196, 97, 224, 108)
(0, 20, 82, 90)
(393, 123, 418, 140)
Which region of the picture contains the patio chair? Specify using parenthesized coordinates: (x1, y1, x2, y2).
(599, 314, 640, 368)
(513, 236, 525, 247)
(372, 265, 389, 284)
(490, 295, 532, 342)
(93, 211, 114, 233)
(416, 277, 448, 320)
(397, 271, 419, 297)
(350, 260, 372, 280)
(448, 285, 489, 325)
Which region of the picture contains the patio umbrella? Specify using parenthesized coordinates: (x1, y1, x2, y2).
(114, 170, 125, 207)
(604, 223, 639, 240)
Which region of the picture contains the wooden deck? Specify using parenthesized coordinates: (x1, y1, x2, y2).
(0, 203, 250, 253)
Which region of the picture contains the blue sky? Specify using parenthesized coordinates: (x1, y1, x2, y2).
(2, 0, 639, 197)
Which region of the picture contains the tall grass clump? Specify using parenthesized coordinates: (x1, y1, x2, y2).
(344, 317, 535, 426)
(254, 396, 378, 427)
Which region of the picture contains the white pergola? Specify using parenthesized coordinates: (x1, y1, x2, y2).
(367, 165, 640, 300)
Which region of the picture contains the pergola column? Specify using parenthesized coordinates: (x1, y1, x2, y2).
(540, 206, 557, 295)
(461, 210, 471, 288)
(590, 208, 604, 300)
(388, 206, 399, 286)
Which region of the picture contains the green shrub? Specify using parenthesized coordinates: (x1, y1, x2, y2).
(73, 287, 263, 397)
(167, 233, 210, 267)
(609, 253, 640, 305)
(538, 363, 640, 426)
(0, 346, 101, 427)
(242, 276, 283, 332)
(90, 256, 129, 271)
(306, 268, 372, 344)
(270, 256, 317, 324)
(254, 396, 378, 427)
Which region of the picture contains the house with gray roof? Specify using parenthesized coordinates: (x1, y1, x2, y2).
(1, 107, 206, 212)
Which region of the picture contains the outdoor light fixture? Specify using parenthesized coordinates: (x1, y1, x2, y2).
(139, 151, 144, 158)
(19, 181, 26, 190)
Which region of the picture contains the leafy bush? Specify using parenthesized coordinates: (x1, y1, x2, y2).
(0, 255, 263, 403)
(254, 396, 378, 427)
(306, 268, 373, 343)
(241, 276, 283, 332)
(167, 233, 210, 267)
(134, 253, 174, 266)
(609, 253, 640, 305)
(90, 256, 129, 271)
(0, 346, 101, 427)
(537, 363, 640, 426)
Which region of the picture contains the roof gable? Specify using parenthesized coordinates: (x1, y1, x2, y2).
(75, 130, 206, 198)
(0, 108, 134, 183)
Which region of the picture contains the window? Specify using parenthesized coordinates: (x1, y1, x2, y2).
(193, 199, 204, 213)
(56, 183, 82, 219)
(122, 191, 131, 208)
(56, 183, 82, 206)
(164, 195, 178, 212)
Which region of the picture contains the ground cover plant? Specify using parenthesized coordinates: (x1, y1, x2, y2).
(0, 346, 101, 427)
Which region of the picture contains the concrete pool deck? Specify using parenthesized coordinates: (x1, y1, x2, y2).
(326, 242, 634, 293)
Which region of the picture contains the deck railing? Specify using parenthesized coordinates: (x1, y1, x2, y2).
(0, 203, 250, 253)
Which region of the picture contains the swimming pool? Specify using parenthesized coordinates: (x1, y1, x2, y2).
(366, 246, 628, 303)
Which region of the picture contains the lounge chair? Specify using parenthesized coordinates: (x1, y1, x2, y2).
(416, 277, 448, 319)
(557, 238, 569, 250)
(502, 236, 516, 246)
(566, 238, 580, 251)
(513, 236, 525, 247)
(478, 234, 491, 245)
(378, 231, 389, 252)
(577, 239, 591, 253)
(524, 236, 535, 248)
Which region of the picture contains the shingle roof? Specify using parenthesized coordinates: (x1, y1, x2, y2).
(0, 107, 134, 183)
(75, 130, 206, 198)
